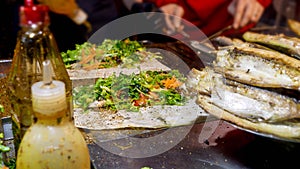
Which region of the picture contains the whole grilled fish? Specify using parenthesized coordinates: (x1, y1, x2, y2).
(197, 93, 300, 139)
(243, 31, 300, 60)
(213, 46, 300, 90)
(187, 68, 299, 123)
(187, 68, 300, 139)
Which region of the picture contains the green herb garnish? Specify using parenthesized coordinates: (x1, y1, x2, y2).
(62, 39, 161, 69)
(73, 70, 186, 112)
(93, 70, 186, 112)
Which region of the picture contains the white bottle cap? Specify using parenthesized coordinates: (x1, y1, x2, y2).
(31, 60, 67, 115)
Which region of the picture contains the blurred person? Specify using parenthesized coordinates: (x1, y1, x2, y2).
(124, 0, 272, 37)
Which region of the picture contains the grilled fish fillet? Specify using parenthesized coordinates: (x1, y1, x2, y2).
(188, 68, 299, 123)
(243, 31, 300, 60)
(198, 94, 300, 139)
(213, 46, 300, 90)
(187, 68, 300, 139)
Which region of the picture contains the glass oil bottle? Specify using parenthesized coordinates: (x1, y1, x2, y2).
(6, 0, 73, 155)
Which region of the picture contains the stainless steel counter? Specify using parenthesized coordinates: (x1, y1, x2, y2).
(87, 119, 300, 169)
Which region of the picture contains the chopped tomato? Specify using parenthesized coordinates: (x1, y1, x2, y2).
(133, 93, 148, 106)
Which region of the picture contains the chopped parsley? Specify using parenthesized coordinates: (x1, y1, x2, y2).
(73, 70, 187, 112)
(61, 39, 161, 69)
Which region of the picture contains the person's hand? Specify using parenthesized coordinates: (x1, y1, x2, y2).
(159, 3, 184, 32)
(37, 0, 78, 19)
(229, 0, 265, 29)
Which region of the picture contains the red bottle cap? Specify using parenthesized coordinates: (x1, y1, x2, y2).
(19, 0, 49, 26)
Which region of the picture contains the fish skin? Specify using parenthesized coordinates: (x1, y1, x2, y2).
(243, 31, 300, 60)
(213, 46, 300, 90)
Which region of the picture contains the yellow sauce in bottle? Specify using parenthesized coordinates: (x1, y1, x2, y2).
(16, 61, 90, 169)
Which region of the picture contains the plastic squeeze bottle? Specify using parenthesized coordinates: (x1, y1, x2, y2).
(16, 60, 90, 169)
(7, 0, 73, 154)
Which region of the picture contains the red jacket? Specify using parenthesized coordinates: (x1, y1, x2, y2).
(146, 0, 272, 37)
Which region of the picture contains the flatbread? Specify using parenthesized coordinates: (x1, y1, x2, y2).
(74, 98, 207, 130)
(69, 59, 171, 87)
(70, 59, 208, 130)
